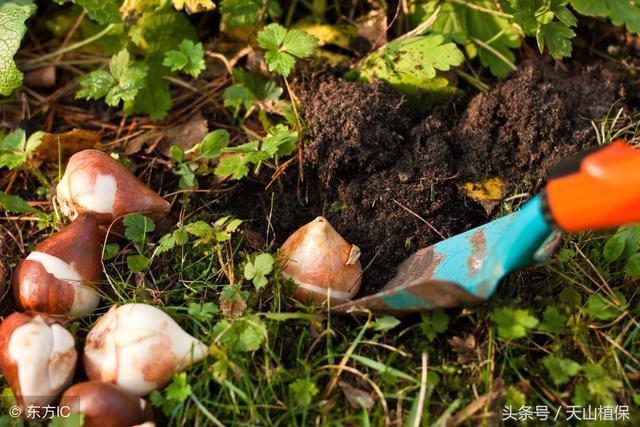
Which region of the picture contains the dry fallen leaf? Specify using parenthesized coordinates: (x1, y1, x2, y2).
(355, 9, 388, 51)
(35, 129, 102, 163)
(125, 112, 209, 157)
(338, 381, 375, 410)
(460, 177, 507, 215)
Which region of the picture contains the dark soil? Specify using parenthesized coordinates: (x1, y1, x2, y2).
(224, 58, 634, 294)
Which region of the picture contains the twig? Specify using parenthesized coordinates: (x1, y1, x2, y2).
(392, 198, 447, 240)
(471, 37, 517, 72)
(396, 6, 442, 41)
(413, 352, 429, 427)
(449, 0, 513, 19)
(23, 24, 116, 68)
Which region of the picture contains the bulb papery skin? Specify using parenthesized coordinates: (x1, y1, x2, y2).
(83, 303, 209, 396)
(60, 381, 154, 427)
(280, 216, 362, 304)
(57, 150, 170, 225)
(13, 214, 103, 315)
(0, 312, 77, 409)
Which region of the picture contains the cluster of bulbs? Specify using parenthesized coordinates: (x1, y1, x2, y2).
(0, 149, 363, 426)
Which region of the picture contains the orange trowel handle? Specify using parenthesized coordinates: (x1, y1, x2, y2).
(545, 141, 640, 233)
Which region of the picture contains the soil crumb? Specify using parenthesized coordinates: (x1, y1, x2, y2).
(225, 59, 632, 293)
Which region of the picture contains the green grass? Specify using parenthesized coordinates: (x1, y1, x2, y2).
(2, 116, 640, 427)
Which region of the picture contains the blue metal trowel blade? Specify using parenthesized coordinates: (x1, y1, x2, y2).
(333, 195, 560, 315)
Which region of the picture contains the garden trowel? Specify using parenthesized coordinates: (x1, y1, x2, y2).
(333, 141, 640, 315)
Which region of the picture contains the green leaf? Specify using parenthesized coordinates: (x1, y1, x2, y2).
(220, 0, 281, 28)
(173, 228, 189, 245)
(537, 22, 575, 57)
(163, 39, 205, 78)
(289, 378, 318, 406)
(492, 307, 539, 339)
(542, 356, 581, 386)
(604, 232, 626, 262)
(194, 129, 230, 159)
(624, 253, 640, 277)
(244, 253, 274, 289)
(359, 34, 464, 96)
(49, 412, 85, 427)
(571, 0, 640, 34)
(538, 306, 567, 333)
(258, 23, 318, 77)
(77, 70, 116, 100)
(420, 310, 449, 341)
(0, 193, 38, 213)
(262, 124, 297, 157)
(184, 220, 213, 237)
(155, 233, 176, 255)
(372, 316, 401, 332)
(188, 302, 220, 321)
(165, 372, 192, 402)
(214, 315, 266, 352)
(123, 214, 156, 244)
(0, 0, 37, 96)
(223, 68, 282, 110)
(0, 128, 27, 169)
(215, 155, 250, 180)
(127, 254, 150, 272)
(584, 292, 627, 321)
(60, 0, 121, 25)
(103, 242, 120, 260)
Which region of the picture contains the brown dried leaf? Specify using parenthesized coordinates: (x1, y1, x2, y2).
(355, 9, 388, 51)
(35, 129, 102, 163)
(338, 381, 375, 410)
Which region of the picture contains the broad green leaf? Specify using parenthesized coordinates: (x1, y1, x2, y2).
(604, 232, 626, 262)
(261, 124, 297, 157)
(77, 70, 115, 100)
(49, 412, 85, 427)
(537, 22, 575, 57)
(420, 310, 450, 341)
(165, 372, 192, 402)
(624, 253, 640, 277)
(492, 307, 539, 339)
(244, 253, 274, 289)
(289, 379, 318, 406)
(372, 316, 401, 332)
(412, 1, 520, 77)
(538, 306, 567, 333)
(220, 0, 281, 28)
(359, 34, 464, 95)
(155, 233, 175, 255)
(184, 220, 213, 237)
(571, 0, 640, 34)
(0, 0, 37, 96)
(223, 68, 282, 110)
(215, 155, 250, 180)
(56, 0, 120, 25)
(103, 242, 120, 260)
(584, 292, 627, 321)
(123, 214, 156, 244)
(163, 39, 205, 78)
(127, 254, 150, 272)
(542, 356, 581, 385)
(258, 23, 318, 77)
(188, 302, 220, 321)
(0, 192, 38, 213)
(195, 129, 230, 159)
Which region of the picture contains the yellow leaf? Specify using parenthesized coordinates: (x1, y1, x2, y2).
(461, 177, 507, 215)
(36, 129, 102, 163)
(293, 23, 356, 49)
(172, 0, 215, 14)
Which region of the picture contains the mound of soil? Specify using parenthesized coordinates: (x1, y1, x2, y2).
(225, 59, 633, 294)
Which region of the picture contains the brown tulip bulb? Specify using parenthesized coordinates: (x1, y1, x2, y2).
(57, 150, 170, 225)
(0, 312, 77, 410)
(13, 214, 103, 315)
(281, 216, 362, 304)
(60, 381, 154, 427)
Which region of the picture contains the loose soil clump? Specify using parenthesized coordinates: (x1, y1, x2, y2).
(225, 59, 633, 294)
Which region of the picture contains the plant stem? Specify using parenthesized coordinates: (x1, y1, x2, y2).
(447, 0, 513, 19)
(24, 24, 116, 69)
